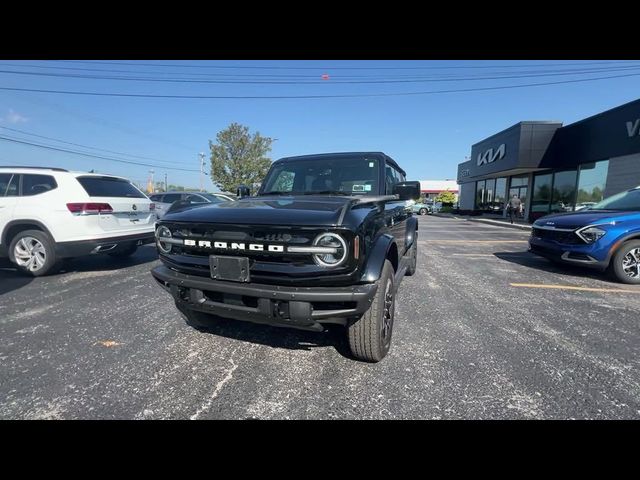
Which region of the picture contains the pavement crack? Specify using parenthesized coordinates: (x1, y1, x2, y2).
(189, 356, 238, 420)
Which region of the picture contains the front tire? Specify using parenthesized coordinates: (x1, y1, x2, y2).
(405, 239, 417, 276)
(9, 229, 58, 277)
(347, 260, 395, 362)
(419, 208, 427, 215)
(610, 240, 640, 284)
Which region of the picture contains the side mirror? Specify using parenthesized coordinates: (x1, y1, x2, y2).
(236, 184, 250, 198)
(393, 181, 421, 201)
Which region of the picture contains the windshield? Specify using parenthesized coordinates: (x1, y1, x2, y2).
(76, 176, 146, 198)
(590, 187, 640, 211)
(260, 156, 380, 195)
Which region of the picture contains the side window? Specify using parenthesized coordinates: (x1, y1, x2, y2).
(185, 194, 207, 204)
(0, 173, 16, 197)
(163, 193, 182, 203)
(150, 194, 163, 202)
(6, 174, 19, 196)
(21, 174, 57, 196)
(397, 170, 406, 183)
(385, 165, 396, 195)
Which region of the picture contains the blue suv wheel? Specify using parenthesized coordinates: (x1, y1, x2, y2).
(610, 240, 640, 284)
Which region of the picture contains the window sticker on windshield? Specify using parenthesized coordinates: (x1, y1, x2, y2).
(364, 184, 372, 191)
(369, 162, 375, 168)
(352, 185, 365, 192)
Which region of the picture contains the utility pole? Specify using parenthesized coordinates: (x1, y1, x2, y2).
(199, 152, 206, 192)
(147, 169, 155, 193)
(164, 173, 168, 192)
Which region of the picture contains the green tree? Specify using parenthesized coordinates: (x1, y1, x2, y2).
(167, 184, 186, 192)
(435, 190, 457, 205)
(210, 123, 274, 193)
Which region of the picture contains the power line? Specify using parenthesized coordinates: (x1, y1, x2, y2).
(1, 71, 639, 99)
(0, 125, 179, 165)
(0, 135, 200, 172)
(50, 60, 640, 70)
(2, 65, 640, 84)
(2, 62, 639, 79)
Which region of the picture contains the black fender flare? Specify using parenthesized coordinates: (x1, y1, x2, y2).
(360, 233, 397, 283)
(405, 216, 418, 251)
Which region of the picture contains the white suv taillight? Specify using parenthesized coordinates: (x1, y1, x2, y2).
(149, 203, 156, 211)
(66, 203, 114, 214)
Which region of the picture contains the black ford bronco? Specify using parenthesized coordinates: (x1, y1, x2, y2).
(151, 152, 420, 362)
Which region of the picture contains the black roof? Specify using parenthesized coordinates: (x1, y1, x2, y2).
(275, 152, 406, 176)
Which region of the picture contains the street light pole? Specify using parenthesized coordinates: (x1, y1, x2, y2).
(199, 152, 206, 192)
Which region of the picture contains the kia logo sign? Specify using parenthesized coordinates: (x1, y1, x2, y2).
(477, 144, 506, 166)
(627, 119, 640, 138)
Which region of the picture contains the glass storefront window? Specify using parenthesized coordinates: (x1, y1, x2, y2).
(485, 178, 496, 211)
(551, 170, 577, 213)
(576, 160, 609, 209)
(510, 175, 529, 187)
(494, 178, 507, 209)
(531, 173, 553, 220)
(475, 180, 486, 209)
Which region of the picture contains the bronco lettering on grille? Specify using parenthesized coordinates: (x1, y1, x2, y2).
(184, 239, 285, 252)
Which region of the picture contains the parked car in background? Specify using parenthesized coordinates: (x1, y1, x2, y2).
(411, 201, 432, 215)
(0, 167, 156, 276)
(150, 191, 234, 218)
(575, 202, 597, 211)
(529, 186, 640, 284)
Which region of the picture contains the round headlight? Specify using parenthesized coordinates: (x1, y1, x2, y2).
(156, 225, 173, 254)
(312, 233, 347, 267)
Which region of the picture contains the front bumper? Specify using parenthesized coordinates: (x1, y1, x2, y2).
(528, 238, 609, 270)
(151, 265, 377, 331)
(55, 232, 155, 258)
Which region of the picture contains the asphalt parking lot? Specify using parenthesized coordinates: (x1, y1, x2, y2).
(1, 215, 639, 419)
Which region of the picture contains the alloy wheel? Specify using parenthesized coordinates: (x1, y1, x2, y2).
(14, 237, 47, 272)
(621, 247, 640, 279)
(381, 279, 394, 340)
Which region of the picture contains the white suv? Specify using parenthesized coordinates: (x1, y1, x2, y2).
(0, 167, 156, 276)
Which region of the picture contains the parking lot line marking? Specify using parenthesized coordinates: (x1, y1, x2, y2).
(510, 283, 640, 294)
(433, 240, 529, 244)
(451, 253, 495, 256)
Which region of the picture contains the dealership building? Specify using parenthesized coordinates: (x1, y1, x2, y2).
(456, 97, 640, 223)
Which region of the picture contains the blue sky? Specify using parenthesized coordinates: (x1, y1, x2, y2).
(1, 60, 639, 191)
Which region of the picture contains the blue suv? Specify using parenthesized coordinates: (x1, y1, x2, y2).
(529, 186, 640, 284)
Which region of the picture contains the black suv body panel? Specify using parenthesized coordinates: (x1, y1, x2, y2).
(151, 152, 418, 329)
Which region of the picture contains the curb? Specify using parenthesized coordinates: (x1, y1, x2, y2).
(431, 213, 532, 231)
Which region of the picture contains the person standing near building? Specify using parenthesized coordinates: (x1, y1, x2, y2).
(507, 194, 522, 224)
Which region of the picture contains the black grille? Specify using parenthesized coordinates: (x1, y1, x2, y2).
(531, 227, 584, 245)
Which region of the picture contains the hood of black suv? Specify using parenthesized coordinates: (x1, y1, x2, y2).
(161, 195, 353, 226)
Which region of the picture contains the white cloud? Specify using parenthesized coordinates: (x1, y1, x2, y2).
(1, 109, 28, 124)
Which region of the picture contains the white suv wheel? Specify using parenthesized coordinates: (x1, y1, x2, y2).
(14, 236, 47, 272)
